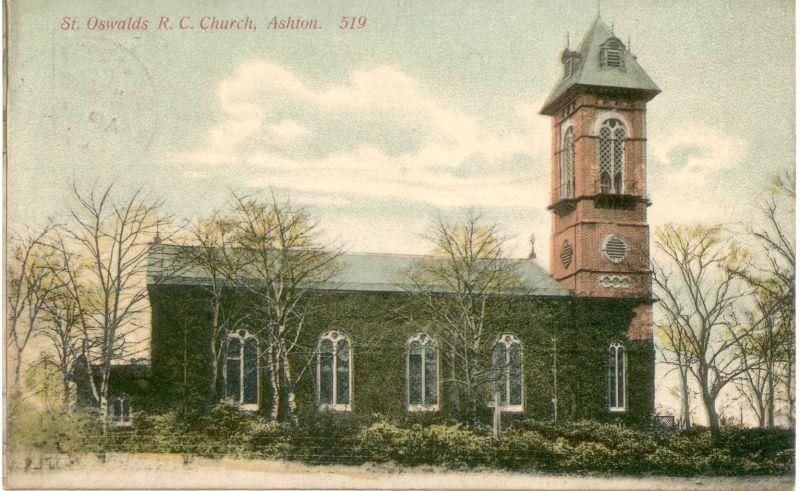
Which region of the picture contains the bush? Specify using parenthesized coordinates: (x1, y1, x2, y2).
(7, 401, 100, 457)
(80, 409, 795, 477)
(123, 410, 188, 454)
(286, 411, 377, 465)
(493, 430, 561, 470)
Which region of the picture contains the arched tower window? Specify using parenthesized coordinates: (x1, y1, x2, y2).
(406, 333, 439, 411)
(318, 330, 352, 411)
(491, 334, 523, 412)
(607, 342, 626, 412)
(598, 118, 626, 194)
(225, 330, 259, 410)
(559, 127, 575, 199)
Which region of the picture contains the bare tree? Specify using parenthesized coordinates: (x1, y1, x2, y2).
(39, 282, 84, 412)
(728, 284, 787, 428)
(58, 182, 171, 428)
(651, 224, 749, 438)
(654, 319, 694, 429)
(404, 211, 525, 426)
(177, 210, 248, 407)
(6, 225, 57, 391)
(227, 191, 341, 423)
(736, 172, 795, 426)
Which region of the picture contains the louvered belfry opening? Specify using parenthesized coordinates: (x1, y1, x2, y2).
(560, 240, 574, 269)
(602, 235, 628, 263)
(601, 38, 625, 69)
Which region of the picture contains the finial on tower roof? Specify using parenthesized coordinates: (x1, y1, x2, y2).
(152, 222, 162, 245)
(611, 21, 615, 34)
(529, 234, 537, 259)
(566, 32, 570, 49)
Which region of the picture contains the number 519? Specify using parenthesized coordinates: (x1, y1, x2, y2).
(339, 16, 367, 29)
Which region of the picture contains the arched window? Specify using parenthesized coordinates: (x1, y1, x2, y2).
(108, 396, 132, 427)
(491, 334, 523, 412)
(225, 330, 259, 410)
(559, 127, 575, 199)
(598, 118, 626, 194)
(318, 331, 352, 410)
(407, 333, 439, 411)
(607, 342, 626, 412)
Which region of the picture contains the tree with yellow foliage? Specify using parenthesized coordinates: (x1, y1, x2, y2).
(652, 224, 750, 437)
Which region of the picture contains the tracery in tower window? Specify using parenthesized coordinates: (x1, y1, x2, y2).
(559, 127, 575, 200)
(598, 119, 626, 194)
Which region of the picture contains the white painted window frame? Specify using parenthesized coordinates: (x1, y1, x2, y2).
(488, 333, 524, 413)
(109, 396, 132, 428)
(224, 329, 259, 412)
(608, 341, 627, 413)
(406, 333, 440, 412)
(317, 330, 353, 412)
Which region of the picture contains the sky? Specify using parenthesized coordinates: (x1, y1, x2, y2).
(8, 0, 795, 264)
(6, 0, 796, 425)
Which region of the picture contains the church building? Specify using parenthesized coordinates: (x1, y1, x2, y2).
(106, 17, 661, 428)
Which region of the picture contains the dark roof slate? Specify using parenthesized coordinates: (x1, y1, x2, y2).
(541, 16, 660, 114)
(147, 244, 570, 297)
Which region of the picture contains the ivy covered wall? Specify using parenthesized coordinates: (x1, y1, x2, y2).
(137, 284, 654, 427)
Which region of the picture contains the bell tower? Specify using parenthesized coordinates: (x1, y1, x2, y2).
(540, 17, 660, 339)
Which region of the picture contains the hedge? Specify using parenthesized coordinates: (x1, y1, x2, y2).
(20, 403, 796, 476)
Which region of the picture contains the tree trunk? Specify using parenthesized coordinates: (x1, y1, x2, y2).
(99, 393, 109, 433)
(267, 344, 281, 421)
(449, 350, 460, 419)
(766, 370, 775, 428)
(701, 389, 720, 438)
(208, 300, 220, 407)
(13, 354, 22, 395)
(679, 370, 692, 429)
(786, 358, 795, 427)
(62, 375, 72, 412)
(280, 351, 297, 426)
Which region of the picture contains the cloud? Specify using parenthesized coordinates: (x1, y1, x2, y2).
(647, 123, 748, 227)
(650, 124, 746, 185)
(170, 61, 548, 210)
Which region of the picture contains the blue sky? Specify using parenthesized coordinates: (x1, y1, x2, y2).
(8, 0, 795, 267)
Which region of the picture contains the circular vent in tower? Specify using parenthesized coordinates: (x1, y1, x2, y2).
(560, 240, 574, 268)
(602, 235, 628, 263)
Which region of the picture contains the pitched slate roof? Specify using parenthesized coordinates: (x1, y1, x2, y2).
(540, 16, 660, 115)
(147, 244, 570, 297)
(332, 252, 569, 296)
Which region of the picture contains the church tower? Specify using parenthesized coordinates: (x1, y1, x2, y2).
(540, 17, 660, 339)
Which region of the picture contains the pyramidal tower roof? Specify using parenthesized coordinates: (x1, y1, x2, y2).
(540, 16, 660, 115)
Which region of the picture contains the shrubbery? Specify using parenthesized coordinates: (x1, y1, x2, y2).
(12, 403, 796, 476)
